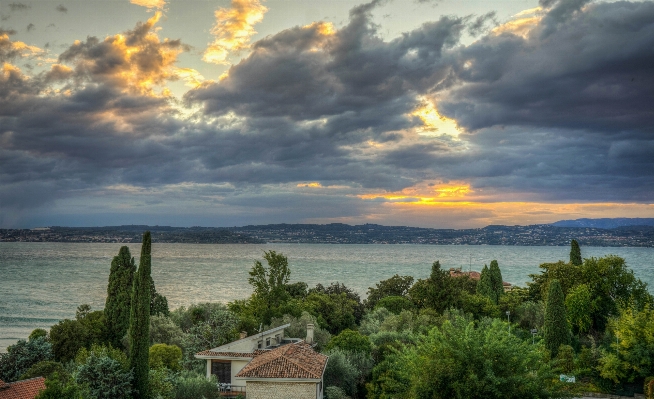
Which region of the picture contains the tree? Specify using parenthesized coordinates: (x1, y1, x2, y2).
(365, 274, 414, 309)
(489, 260, 504, 305)
(310, 282, 365, 324)
(50, 319, 87, 363)
(35, 372, 82, 399)
(304, 292, 358, 335)
(324, 348, 373, 399)
(105, 246, 136, 348)
(76, 350, 133, 399)
(581, 255, 652, 333)
(20, 360, 69, 381)
(375, 296, 414, 315)
(570, 239, 582, 266)
(326, 330, 372, 354)
(543, 279, 570, 358)
(598, 306, 654, 383)
(565, 283, 593, 334)
(149, 343, 182, 371)
(246, 250, 292, 324)
(149, 315, 186, 348)
(0, 336, 52, 382)
(477, 264, 493, 299)
(181, 307, 239, 372)
(369, 315, 569, 399)
(409, 261, 459, 313)
(129, 231, 152, 399)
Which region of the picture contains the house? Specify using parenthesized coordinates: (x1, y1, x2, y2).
(195, 323, 328, 399)
(0, 377, 46, 399)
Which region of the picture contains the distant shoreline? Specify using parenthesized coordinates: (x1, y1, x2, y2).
(2, 222, 654, 246)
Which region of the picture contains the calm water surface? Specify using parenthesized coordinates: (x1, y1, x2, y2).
(1, 243, 653, 351)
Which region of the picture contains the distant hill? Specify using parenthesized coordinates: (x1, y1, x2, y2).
(551, 218, 654, 229)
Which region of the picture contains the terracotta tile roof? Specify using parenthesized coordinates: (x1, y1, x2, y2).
(0, 377, 46, 399)
(195, 350, 256, 358)
(235, 342, 328, 380)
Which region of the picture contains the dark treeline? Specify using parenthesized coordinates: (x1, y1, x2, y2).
(1, 237, 653, 399)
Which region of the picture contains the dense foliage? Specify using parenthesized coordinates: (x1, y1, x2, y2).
(369, 314, 569, 399)
(0, 336, 52, 382)
(7, 237, 653, 399)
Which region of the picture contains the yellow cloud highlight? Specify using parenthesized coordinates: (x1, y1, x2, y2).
(175, 67, 205, 88)
(297, 182, 323, 188)
(359, 182, 473, 203)
(203, 0, 268, 65)
(130, 0, 166, 10)
(62, 12, 187, 96)
(0, 32, 43, 58)
(411, 96, 461, 137)
(492, 7, 542, 38)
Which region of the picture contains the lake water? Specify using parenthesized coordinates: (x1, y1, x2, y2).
(1, 243, 653, 352)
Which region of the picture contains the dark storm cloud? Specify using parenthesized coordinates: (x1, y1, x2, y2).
(1, 0, 654, 226)
(439, 1, 654, 135)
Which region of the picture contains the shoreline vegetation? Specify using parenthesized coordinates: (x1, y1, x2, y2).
(1, 236, 654, 399)
(3, 220, 654, 246)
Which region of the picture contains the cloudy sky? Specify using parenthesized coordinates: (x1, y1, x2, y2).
(0, 0, 653, 228)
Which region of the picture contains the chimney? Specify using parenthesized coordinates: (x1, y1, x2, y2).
(306, 323, 314, 345)
(240, 331, 247, 339)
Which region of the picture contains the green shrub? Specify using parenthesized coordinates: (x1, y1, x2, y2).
(172, 372, 220, 399)
(20, 360, 69, 381)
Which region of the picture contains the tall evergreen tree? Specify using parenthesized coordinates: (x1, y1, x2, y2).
(543, 279, 570, 357)
(489, 260, 504, 304)
(570, 239, 582, 266)
(477, 264, 492, 300)
(129, 232, 151, 399)
(104, 246, 136, 347)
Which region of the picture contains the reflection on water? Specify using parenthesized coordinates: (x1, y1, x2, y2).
(1, 242, 652, 351)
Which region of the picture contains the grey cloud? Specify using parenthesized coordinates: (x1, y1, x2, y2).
(440, 1, 654, 135)
(56, 4, 67, 13)
(26, 22, 33, 31)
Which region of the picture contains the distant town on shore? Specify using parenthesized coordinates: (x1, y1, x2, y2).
(2, 218, 654, 246)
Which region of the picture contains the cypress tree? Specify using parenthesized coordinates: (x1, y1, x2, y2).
(570, 239, 582, 266)
(105, 246, 136, 347)
(129, 232, 151, 399)
(543, 279, 570, 357)
(489, 260, 504, 304)
(477, 264, 492, 300)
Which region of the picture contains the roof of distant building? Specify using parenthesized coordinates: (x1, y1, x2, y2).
(0, 377, 46, 399)
(235, 342, 328, 380)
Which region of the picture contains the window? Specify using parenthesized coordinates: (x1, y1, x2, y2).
(275, 334, 280, 344)
(266, 337, 270, 347)
(257, 340, 262, 349)
(211, 361, 231, 384)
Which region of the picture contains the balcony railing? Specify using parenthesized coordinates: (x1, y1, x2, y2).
(218, 383, 246, 397)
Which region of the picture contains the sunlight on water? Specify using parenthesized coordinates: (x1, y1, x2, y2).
(1, 243, 652, 351)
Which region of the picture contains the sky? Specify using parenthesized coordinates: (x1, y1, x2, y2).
(0, 0, 653, 229)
